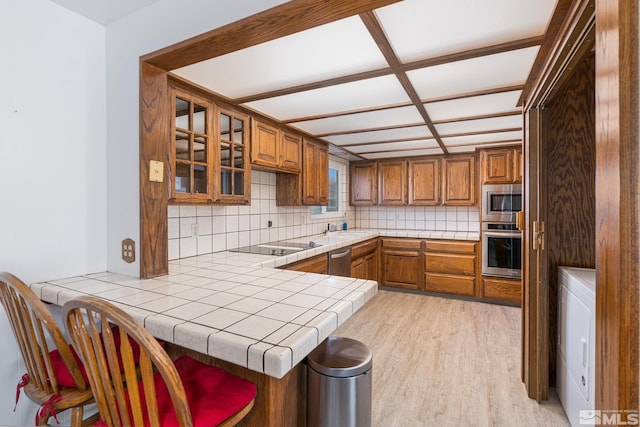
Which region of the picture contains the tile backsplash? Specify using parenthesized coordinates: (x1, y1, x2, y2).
(168, 156, 353, 260)
(168, 157, 480, 260)
(353, 205, 480, 233)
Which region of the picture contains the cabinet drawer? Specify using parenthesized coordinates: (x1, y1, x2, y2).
(381, 238, 421, 250)
(425, 273, 475, 296)
(425, 253, 476, 275)
(282, 253, 328, 274)
(351, 238, 378, 259)
(424, 240, 476, 254)
(482, 277, 522, 305)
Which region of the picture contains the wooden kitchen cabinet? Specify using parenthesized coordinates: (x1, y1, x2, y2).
(304, 139, 329, 205)
(482, 276, 522, 305)
(280, 131, 302, 173)
(251, 121, 302, 173)
(275, 138, 328, 206)
(170, 88, 215, 203)
(381, 238, 421, 290)
(424, 240, 477, 297)
(170, 87, 250, 204)
(378, 160, 407, 206)
(350, 162, 378, 206)
(514, 147, 522, 183)
(251, 119, 280, 169)
(480, 146, 522, 184)
(215, 107, 251, 204)
(351, 238, 379, 281)
(408, 158, 441, 205)
(442, 154, 476, 206)
(282, 253, 328, 274)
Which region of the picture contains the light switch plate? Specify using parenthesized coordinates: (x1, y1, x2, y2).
(149, 160, 164, 182)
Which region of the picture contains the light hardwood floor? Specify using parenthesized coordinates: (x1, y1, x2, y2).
(335, 290, 570, 426)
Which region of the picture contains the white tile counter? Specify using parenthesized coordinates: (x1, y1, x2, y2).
(31, 251, 376, 379)
(30, 228, 478, 379)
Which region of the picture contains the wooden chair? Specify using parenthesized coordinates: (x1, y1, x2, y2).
(63, 295, 257, 427)
(0, 272, 96, 426)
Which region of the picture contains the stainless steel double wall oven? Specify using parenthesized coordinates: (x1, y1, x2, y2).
(481, 183, 522, 278)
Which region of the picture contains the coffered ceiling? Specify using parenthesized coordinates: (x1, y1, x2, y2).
(172, 0, 558, 161)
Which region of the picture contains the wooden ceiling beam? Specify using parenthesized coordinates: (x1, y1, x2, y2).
(283, 84, 525, 124)
(142, 0, 404, 71)
(359, 10, 448, 154)
(403, 36, 544, 72)
(314, 122, 426, 138)
(338, 127, 522, 148)
(432, 110, 521, 125)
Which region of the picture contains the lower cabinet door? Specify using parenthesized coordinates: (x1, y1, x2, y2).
(351, 257, 365, 279)
(382, 250, 419, 290)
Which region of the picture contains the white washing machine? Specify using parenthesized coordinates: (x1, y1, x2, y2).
(557, 266, 596, 426)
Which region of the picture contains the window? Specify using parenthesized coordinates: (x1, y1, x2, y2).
(310, 160, 345, 218)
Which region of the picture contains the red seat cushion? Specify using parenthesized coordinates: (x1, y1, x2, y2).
(49, 326, 142, 388)
(139, 356, 257, 427)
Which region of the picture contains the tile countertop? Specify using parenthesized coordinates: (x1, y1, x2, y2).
(30, 228, 477, 379)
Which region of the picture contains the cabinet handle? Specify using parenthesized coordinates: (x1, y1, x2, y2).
(330, 249, 351, 259)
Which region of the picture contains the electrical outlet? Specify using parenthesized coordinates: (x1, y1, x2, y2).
(122, 238, 135, 263)
(191, 223, 199, 237)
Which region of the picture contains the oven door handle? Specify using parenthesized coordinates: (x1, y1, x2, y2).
(483, 231, 522, 239)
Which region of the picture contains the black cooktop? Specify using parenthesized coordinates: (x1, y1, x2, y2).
(229, 240, 321, 256)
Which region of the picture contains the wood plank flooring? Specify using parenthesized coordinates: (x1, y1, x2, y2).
(335, 290, 570, 426)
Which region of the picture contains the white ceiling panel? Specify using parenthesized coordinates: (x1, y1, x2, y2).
(173, 16, 388, 99)
(244, 75, 411, 121)
(348, 139, 439, 153)
(324, 126, 432, 146)
(436, 115, 523, 135)
(376, 0, 557, 62)
(425, 91, 522, 121)
(407, 47, 539, 99)
(290, 106, 422, 135)
(441, 131, 523, 146)
(364, 148, 444, 159)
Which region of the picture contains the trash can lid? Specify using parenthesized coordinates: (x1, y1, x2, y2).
(307, 336, 372, 377)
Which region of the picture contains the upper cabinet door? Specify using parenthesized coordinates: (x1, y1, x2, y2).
(251, 119, 280, 169)
(280, 132, 302, 173)
(514, 147, 523, 184)
(481, 148, 513, 184)
(350, 162, 378, 206)
(170, 88, 214, 203)
(408, 158, 441, 205)
(480, 146, 522, 184)
(215, 107, 251, 204)
(378, 160, 407, 206)
(443, 155, 476, 206)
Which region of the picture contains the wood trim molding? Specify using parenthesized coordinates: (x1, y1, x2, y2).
(139, 62, 170, 278)
(359, 11, 448, 154)
(595, 0, 639, 415)
(519, 0, 595, 109)
(141, 0, 403, 71)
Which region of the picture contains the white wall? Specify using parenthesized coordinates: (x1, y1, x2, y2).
(104, 0, 288, 276)
(0, 1, 107, 424)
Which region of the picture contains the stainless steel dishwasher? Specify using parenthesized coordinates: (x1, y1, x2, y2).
(328, 247, 352, 277)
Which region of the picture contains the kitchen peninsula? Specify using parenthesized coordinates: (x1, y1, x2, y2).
(31, 231, 380, 426)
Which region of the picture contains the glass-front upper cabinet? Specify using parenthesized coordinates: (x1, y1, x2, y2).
(215, 108, 250, 204)
(171, 88, 213, 202)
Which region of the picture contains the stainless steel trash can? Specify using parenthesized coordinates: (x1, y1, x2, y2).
(307, 336, 372, 427)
